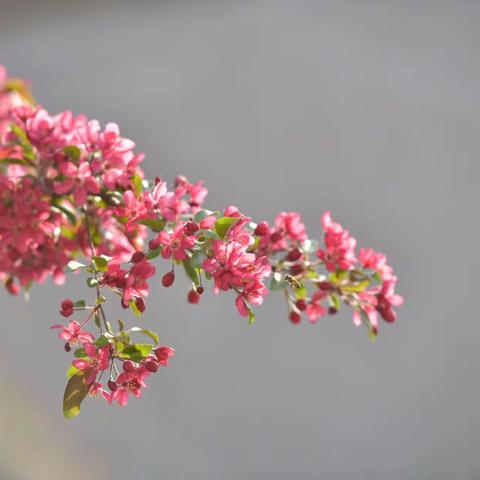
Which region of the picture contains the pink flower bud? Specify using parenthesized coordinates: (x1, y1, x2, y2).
(188, 289, 200, 304)
(254, 222, 270, 236)
(123, 360, 135, 372)
(185, 221, 200, 235)
(149, 238, 161, 250)
(145, 360, 159, 372)
(289, 311, 301, 324)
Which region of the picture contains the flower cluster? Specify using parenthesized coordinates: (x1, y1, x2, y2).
(0, 66, 403, 418)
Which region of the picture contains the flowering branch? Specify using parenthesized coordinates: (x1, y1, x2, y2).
(0, 66, 403, 419)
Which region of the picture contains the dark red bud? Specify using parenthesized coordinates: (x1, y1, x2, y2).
(188, 289, 200, 304)
(328, 306, 338, 315)
(149, 238, 161, 250)
(61, 299, 74, 311)
(289, 264, 304, 275)
(64, 342, 71, 352)
(60, 308, 74, 318)
(318, 281, 332, 291)
(295, 299, 307, 311)
(123, 360, 135, 372)
(131, 251, 145, 263)
(185, 221, 200, 235)
(108, 380, 117, 391)
(287, 248, 302, 261)
(5, 278, 19, 295)
(135, 297, 146, 313)
(270, 232, 283, 243)
(289, 311, 301, 325)
(254, 222, 270, 236)
(145, 360, 159, 373)
(380, 308, 396, 323)
(162, 271, 175, 287)
(196, 286, 204, 295)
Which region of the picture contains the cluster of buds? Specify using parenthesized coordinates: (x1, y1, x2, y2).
(0, 65, 403, 418)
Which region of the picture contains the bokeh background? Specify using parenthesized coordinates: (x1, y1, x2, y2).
(1, 1, 479, 478)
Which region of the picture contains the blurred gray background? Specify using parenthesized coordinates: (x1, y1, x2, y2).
(0, 1, 479, 479)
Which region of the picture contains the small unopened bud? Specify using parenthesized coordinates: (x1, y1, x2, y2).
(289, 311, 301, 325)
(328, 306, 338, 315)
(135, 297, 146, 313)
(108, 380, 117, 391)
(145, 360, 159, 372)
(131, 251, 145, 263)
(188, 289, 200, 304)
(60, 308, 74, 318)
(61, 299, 74, 311)
(185, 221, 200, 235)
(318, 281, 332, 291)
(64, 342, 71, 352)
(123, 360, 135, 372)
(270, 232, 283, 243)
(286, 248, 302, 261)
(149, 238, 161, 250)
(196, 286, 204, 295)
(162, 271, 175, 287)
(295, 299, 307, 311)
(254, 222, 270, 236)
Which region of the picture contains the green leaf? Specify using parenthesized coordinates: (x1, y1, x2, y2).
(131, 174, 143, 197)
(129, 300, 142, 317)
(146, 248, 161, 260)
(66, 364, 79, 378)
(118, 344, 153, 362)
(73, 348, 87, 358)
(92, 256, 108, 272)
(341, 279, 369, 293)
(63, 372, 90, 419)
(194, 209, 214, 223)
(302, 239, 318, 254)
(94, 335, 110, 347)
(67, 260, 86, 272)
(215, 217, 239, 239)
(128, 327, 159, 345)
(74, 300, 86, 308)
(190, 251, 206, 268)
(86, 277, 98, 288)
(248, 310, 256, 325)
(63, 145, 81, 161)
(329, 292, 341, 311)
(183, 259, 200, 286)
(295, 286, 308, 300)
(270, 272, 287, 291)
(137, 218, 165, 231)
(51, 204, 77, 226)
(0, 157, 27, 166)
(371, 272, 382, 284)
(117, 318, 125, 332)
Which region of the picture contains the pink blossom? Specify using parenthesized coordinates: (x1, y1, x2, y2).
(157, 223, 196, 261)
(51, 320, 95, 347)
(317, 212, 357, 272)
(72, 342, 110, 385)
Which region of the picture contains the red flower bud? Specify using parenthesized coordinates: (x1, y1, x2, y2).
(162, 271, 175, 287)
(295, 299, 307, 311)
(289, 311, 301, 324)
(131, 251, 145, 263)
(328, 306, 338, 315)
(64, 342, 71, 352)
(123, 360, 135, 372)
(254, 221, 270, 236)
(145, 360, 159, 372)
(149, 238, 161, 250)
(188, 289, 200, 304)
(286, 248, 302, 261)
(196, 286, 204, 295)
(185, 221, 200, 235)
(318, 281, 332, 291)
(108, 380, 117, 391)
(135, 297, 146, 313)
(61, 299, 74, 311)
(60, 307, 74, 318)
